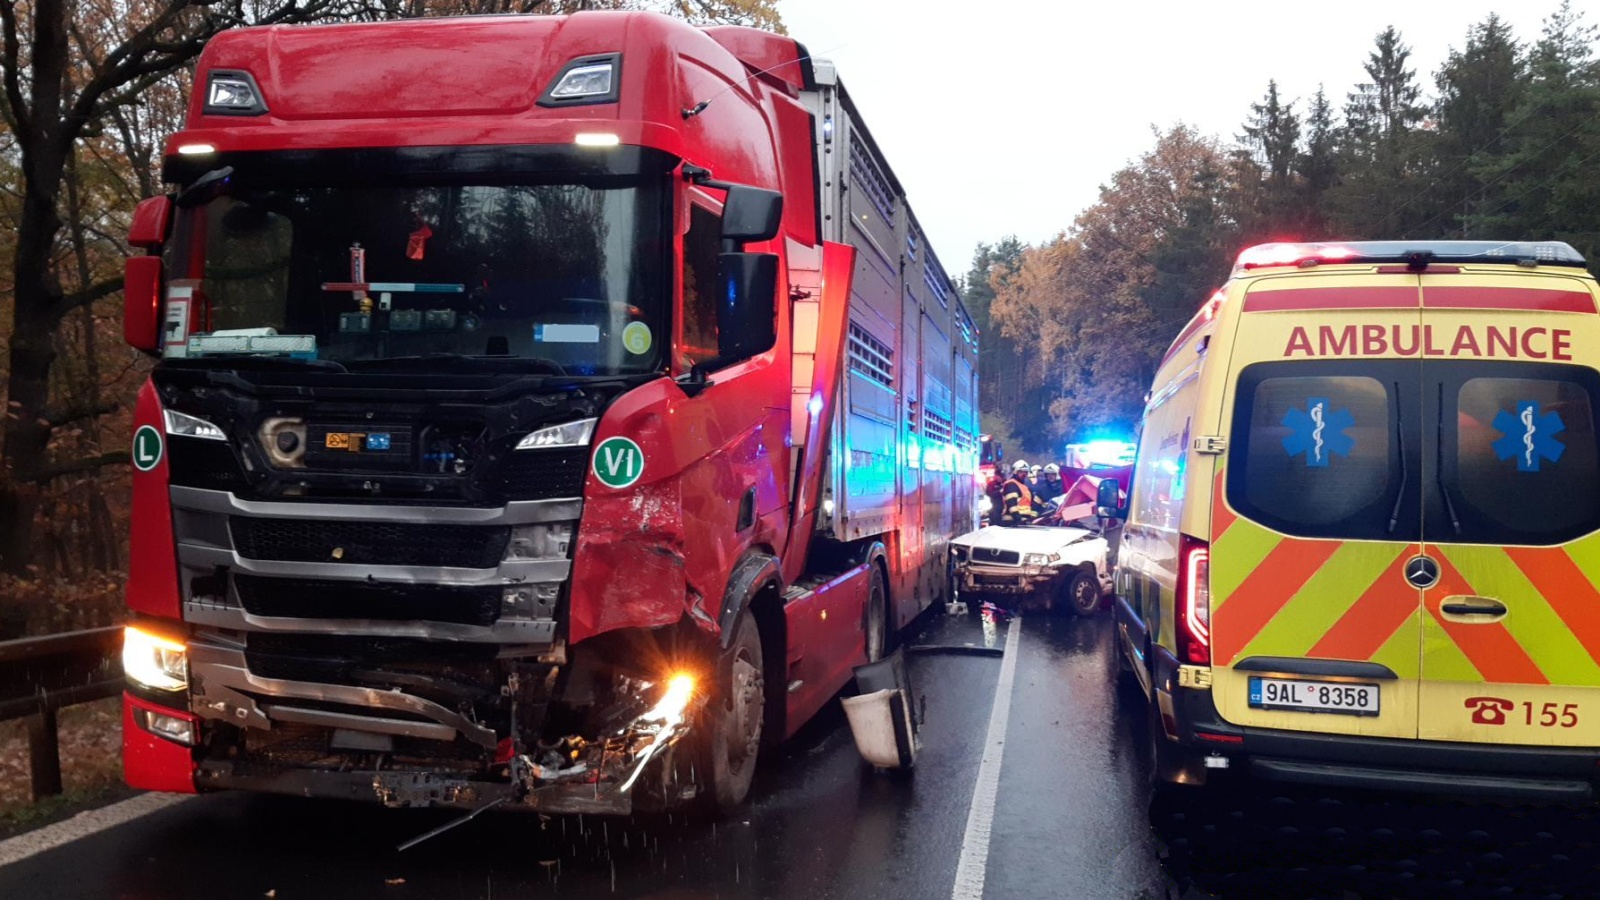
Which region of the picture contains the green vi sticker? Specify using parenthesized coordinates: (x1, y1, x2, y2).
(622, 321, 652, 356)
(593, 436, 645, 488)
(132, 425, 163, 472)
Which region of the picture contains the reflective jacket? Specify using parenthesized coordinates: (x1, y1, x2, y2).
(1000, 475, 1039, 525)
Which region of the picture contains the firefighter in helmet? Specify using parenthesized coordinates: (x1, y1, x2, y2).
(1038, 463, 1066, 504)
(1000, 460, 1040, 527)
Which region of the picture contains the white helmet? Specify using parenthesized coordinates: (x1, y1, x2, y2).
(1044, 463, 1061, 475)
(1011, 459, 1030, 472)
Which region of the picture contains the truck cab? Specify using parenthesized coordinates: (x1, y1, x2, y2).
(119, 13, 977, 815)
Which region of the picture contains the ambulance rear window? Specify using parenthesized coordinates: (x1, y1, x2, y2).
(1448, 371, 1600, 545)
(1228, 365, 1407, 540)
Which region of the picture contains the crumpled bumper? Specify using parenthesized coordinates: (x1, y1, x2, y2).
(955, 563, 1065, 594)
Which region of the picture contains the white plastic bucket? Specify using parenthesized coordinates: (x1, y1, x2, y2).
(842, 688, 917, 769)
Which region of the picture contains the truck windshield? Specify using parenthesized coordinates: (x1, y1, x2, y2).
(163, 177, 668, 376)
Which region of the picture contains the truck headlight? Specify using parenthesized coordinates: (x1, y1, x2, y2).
(123, 625, 187, 692)
(1024, 552, 1061, 566)
(164, 409, 226, 441)
(516, 417, 597, 450)
(540, 55, 621, 107)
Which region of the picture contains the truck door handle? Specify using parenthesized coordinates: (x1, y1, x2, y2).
(1440, 598, 1507, 618)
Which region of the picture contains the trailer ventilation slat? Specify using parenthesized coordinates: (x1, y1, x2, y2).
(849, 134, 895, 221)
(924, 266, 951, 309)
(847, 322, 894, 388)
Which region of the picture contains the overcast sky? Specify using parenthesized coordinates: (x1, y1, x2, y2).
(778, 0, 1566, 274)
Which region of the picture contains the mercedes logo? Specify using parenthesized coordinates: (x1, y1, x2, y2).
(1405, 555, 1440, 589)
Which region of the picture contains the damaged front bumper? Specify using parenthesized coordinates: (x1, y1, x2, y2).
(955, 562, 1066, 595)
(193, 763, 652, 814)
(186, 638, 702, 815)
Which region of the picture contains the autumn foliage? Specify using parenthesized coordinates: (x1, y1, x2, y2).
(974, 5, 1600, 454)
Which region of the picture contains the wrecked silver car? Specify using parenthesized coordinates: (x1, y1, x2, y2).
(948, 478, 1117, 616)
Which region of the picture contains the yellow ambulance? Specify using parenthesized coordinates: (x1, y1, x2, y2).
(1104, 240, 1600, 798)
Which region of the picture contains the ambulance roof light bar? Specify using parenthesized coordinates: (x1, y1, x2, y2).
(1234, 240, 1586, 274)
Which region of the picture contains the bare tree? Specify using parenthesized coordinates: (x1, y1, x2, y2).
(0, 0, 360, 573)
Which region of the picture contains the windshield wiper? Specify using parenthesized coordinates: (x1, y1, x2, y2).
(347, 354, 566, 376)
(1387, 381, 1408, 535)
(165, 355, 347, 374)
(1435, 382, 1463, 536)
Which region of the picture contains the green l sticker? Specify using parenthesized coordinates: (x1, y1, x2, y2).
(132, 424, 163, 472)
(593, 436, 644, 489)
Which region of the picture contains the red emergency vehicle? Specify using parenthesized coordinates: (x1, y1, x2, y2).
(118, 12, 978, 815)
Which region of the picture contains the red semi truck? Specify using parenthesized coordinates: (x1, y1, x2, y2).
(118, 11, 979, 815)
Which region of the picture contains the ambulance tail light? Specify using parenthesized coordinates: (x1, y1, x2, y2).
(1177, 536, 1210, 665)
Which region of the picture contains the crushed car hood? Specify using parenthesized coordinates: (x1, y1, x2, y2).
(950, 524, 1098, 556)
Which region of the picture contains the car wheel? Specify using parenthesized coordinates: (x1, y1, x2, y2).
(1066, 570, 1100, 617)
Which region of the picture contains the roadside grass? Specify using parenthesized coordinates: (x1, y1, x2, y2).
(0, 698, 128, 837)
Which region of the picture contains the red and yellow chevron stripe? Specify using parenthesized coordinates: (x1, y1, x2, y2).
(1210, 470, 1600, 688)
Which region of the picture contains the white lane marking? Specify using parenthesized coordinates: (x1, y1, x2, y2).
(951, 616, 1022, 900)
(0, 792, 191, 868)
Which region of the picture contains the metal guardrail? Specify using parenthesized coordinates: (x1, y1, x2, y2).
(0, 627, 123, 800)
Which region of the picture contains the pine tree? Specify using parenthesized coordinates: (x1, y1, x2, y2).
(1433, 14, 1526, 237)
(1239, 80, 1303, 236)
(1297, 86, 1339, 235)
(1369, 26, 1427, 143)
(1328, 26, 1432, 237)
(964, 239, 1026, 443)
(1242, 80, 1302, 184)
(1472, 1, 1600, 266)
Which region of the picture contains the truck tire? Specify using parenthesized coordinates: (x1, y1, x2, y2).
(865, 565, 888, 663)
(1065, 570, 1101, 617)
(697, 607, 765, 815)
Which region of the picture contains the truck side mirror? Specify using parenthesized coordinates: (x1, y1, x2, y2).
(716, 252, 778, 363)
(1096, 478, 1127, 520)
(129, 195, 172, 250)
(720, 185, 782, 243)
(124, 255, 164, 353)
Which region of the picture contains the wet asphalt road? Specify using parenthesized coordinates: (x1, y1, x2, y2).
(6, 611, 1600, 898)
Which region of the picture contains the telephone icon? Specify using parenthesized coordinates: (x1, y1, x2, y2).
(1465, 696, 1513, 726)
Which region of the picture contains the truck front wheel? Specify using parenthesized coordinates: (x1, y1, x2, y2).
(697, 607, 765, 814)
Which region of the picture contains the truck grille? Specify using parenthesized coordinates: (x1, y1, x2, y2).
(244, 633, 500, 695)
(234, 575, 502, 627)
(491, 448, 588, 500)
(230, 519, 511, 569)
(972, 547, 1021, 566)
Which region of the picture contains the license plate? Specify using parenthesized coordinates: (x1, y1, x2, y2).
(1248, 677, 1380, 716)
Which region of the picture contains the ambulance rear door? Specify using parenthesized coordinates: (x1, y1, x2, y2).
(1209, 269, 1425, 739)
(1417, 269, 1600, 746)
